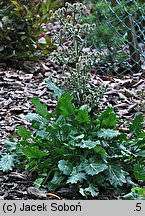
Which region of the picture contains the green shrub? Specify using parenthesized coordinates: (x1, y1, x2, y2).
(1, 88, 144, 198)
(0, 0, 58, 62)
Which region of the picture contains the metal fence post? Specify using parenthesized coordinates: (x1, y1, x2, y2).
(125, 14, 141, 71)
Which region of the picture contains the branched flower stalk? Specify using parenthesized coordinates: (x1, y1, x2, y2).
(49, 2, 105, 108)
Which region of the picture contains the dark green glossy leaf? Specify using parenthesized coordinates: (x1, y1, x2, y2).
(93, 146, 106, 157)
(129, 113, 143, 135)
(76, 109, 90, 123)
(99, 107, 117, 128)
(23, 146, 47, 159)
(56, 92, 75, 117)
(31, 97, 51, 119)
(17, 126, 31, 139)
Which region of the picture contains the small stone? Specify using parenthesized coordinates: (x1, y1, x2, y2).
(27, 187, 47, 199)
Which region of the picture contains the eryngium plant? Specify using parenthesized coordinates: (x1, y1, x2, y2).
(49, 2, 105, 108)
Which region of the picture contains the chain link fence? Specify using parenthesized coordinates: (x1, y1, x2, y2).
(91, 0, 145, 76)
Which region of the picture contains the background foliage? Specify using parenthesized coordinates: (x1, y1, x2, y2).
(0, 0, 58, 62)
